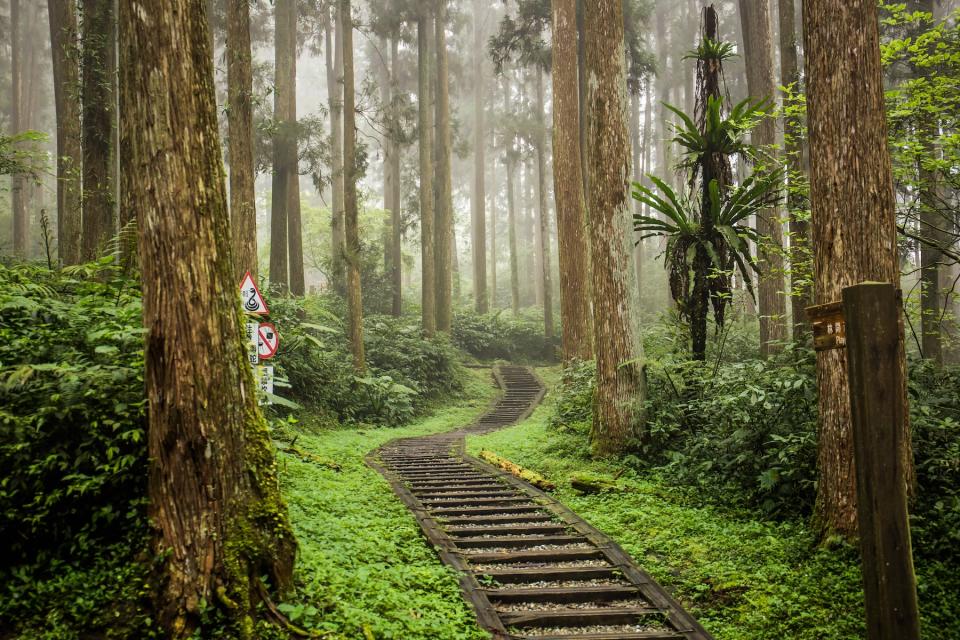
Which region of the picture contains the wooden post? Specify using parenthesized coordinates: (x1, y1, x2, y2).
(841, 281, 920, 640)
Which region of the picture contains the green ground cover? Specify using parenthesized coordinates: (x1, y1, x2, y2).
(274, 367, 496, 640)
(467, 367, 871, 640)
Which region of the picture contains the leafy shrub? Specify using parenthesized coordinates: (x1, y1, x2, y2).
(549, 359, 595, 436)
(0, 262, 147, 565)
(452, 310, 558, 363)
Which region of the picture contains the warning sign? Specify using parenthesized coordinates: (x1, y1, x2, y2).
(245, 322, 260, 366)
(257, 323, 280, 360)
(239, 271, 269, 316)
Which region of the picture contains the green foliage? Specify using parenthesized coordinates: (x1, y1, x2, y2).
(0, 262, 147, 565)
(451, 309, 558, 363)
(666, 96, 770, 170)
(0, 131, 48, 178)
(685, 37, 737, 62)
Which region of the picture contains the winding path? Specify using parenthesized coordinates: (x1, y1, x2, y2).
(367, 365, 712, 640)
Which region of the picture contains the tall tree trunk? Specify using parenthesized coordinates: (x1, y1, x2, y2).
(434, 2, 453, 332)
(269, 0, 292, 290)
(490, 150, 498, 309)
(739, 0, 787, 357)
(472, 0, 489, 314)
(630, 89, 643, 296)
(325, 7, 346, 294)
(286, 21, 305, 298)
(341, 0, 365, 371)
(48, 0, 82, 266)
(227, 0, 258, 281)
(379, 36, 393, 276)
(418, 8, 437, 335)
(118, 0, 296, 634)
(389, 38, 403, 317)
(552, 0, 593, 362)
(535, 66, 554, 338)
(803, 0, 912, 539)
(81, 0, 116, 260)
(10, 0, 26, 258)
(655, 6, 671, 184)
(584, 0, 647, 457)
(576, 0, 590, 195)
(779, 0, 811, 339)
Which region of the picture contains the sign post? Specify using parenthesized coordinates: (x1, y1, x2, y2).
(239, 272, 278, 405)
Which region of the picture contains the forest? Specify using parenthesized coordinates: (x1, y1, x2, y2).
(1, 0, 959, 638)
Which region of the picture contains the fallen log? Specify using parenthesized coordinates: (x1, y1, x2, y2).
(569, 472, 623, 494)
(478, 449, 556, 491)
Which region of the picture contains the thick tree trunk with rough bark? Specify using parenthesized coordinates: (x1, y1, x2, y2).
(119, 1, 296, 635)
(341, 0, 365, 371)
(740, 0, 787, 357)
(227, 0, 258, 281)
(472, 0, 489, 314)
(270, 0, 292, 290)
(584, 0, 646, 457)
(534, 67, 554, 338)
(434, 2, 453, 332)
(325, 8, 346, 294)
(551, 0, 593, 362)
(779, 0, 811, 339)
(81, 0, 116, 260)
(803, 0, 912, 539)
(48, 0, 83, 266)
(418, 9, 436, 335)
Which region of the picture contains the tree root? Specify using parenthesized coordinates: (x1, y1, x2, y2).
(256, 579, 328, 638)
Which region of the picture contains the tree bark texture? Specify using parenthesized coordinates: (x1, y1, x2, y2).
(434, 2, 453, 332)
(341, 0, 365, 371)
(802, 0, 912, 539)
(282, 0, 304, 296)
(269, 0, 292, 290)
(389, 38, 403, 317)
(584, 0, 647, 457)
(227, 0, 258, 281)
(472, 0, 489, 314)
(551, 0, 593, 361)
(325, 7, 346, 294)
(418, 8, 436, 335)
(535, 66, 554, 338)
(118, 1, 296, 635)
(739, 0, 787, 357)
(49, 0, 83, 266)
(81, 0, 116, 260)
(778, 0, 812, 339)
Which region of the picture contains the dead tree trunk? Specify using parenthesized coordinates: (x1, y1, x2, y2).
(119, 1, 296, 635)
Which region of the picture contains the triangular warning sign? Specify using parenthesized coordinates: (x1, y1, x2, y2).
(239, 271, 269, 316)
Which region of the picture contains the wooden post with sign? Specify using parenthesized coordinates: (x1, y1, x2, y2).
(841, 281, 920, 640)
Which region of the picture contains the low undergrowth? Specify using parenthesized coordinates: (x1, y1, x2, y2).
(272, 368, 497, 640)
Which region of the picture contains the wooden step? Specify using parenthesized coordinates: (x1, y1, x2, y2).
(475, 567, 620, 583)
(446, 524, 570, 537)
(511, 632, 684, 640)
(455, 535, 586, 548)
(500, 606, 661, 628)
(430, 505, 543, 516)
(484, 585, 641, 603)
(439, 513, 558, 526)
(466, 548, 603, 564)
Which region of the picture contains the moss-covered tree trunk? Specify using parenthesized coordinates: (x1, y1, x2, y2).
(739, 0, 787, 357)
(434, 0, 454, 333)
(325, 7, 346, 295)
(802, 0, 912, 539)
(418, 5, 437, 336)
(48, 0, 82, 266)
(81, 0, 116, 260)
(341, 0, 365, 371)
(227, 0, 258, 281)
(119, 1, 297, 635)
(584, 0, 646, 457)
(551, 0, 593, 361)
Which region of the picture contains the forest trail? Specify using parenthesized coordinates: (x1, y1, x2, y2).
(367, 366, 713, 640)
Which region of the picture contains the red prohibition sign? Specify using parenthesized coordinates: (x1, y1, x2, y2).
(258, 323, 280, 360)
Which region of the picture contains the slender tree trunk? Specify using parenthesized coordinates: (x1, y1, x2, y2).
(490, 150, 498, 309)
(505, 79, 521, 316)
(10, 0, 26, 258)
(779, 0, 811, 339)
(418, 8, 437, 335)
(390, 38, 403, 317)
(803, 0, 912, 539)
(119, 1, 296, 634)
(379, 36, 393, 275)
(286, 10, 305, 298)
(630, 89, 643, 296)
(227, 0, 258, 281)
(534, 66, 554, 338)
(576, 0, 590, 195)
(552, 0, 594, 362)
(48, 0, 83, 266)
(584, 0, 647, 457)
(472, 0, 489, 314)
(269, 0, 292, 290)
(434, 2, 453, 332)
(655, 6, 671, 185)
(81, 0, 116, 260)
(340, 0, 365, 371)
(740, 0, 787, 357)
(325, 7, 346, 294)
